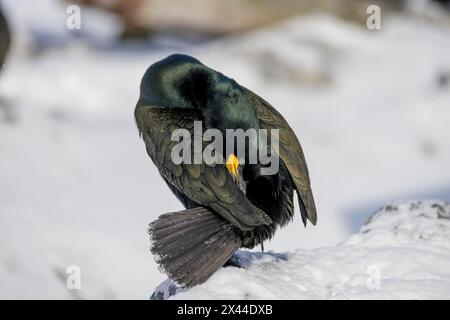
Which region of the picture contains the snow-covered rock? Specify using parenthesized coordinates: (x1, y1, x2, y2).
(152, 201, 450, 299)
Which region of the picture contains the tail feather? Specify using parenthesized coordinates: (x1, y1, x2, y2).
(160, 222, 232, 270)
(170, 225, 235, 276)
(186, 231, 242, 287)
(152, 218, 220, 251)
(149, 207, 242, 287)
(154, 207, 215, 230)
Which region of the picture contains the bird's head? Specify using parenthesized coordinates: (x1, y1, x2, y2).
(138, 54, 259, 133)
(138, 54, 261, 181)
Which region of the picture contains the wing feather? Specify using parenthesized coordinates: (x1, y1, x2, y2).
(135, 105, 272, 231)
(245, 88, 317, 226)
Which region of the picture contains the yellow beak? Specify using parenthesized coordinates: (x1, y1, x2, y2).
(226, 154, 240, 178)
(226, 154, 246, 193)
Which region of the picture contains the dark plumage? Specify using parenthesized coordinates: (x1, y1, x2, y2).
(0, 6, 10, 71)
(135, 54, 316, 287)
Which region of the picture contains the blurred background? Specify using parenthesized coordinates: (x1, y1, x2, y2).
(0, 0, 449, 299)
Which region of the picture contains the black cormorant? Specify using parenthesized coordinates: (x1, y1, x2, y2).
(135, 54, 317, 287)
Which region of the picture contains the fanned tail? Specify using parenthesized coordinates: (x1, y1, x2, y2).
(149, 207, 242, 288)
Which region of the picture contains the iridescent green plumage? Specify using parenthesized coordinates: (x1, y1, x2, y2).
(135, 54, 316, 287)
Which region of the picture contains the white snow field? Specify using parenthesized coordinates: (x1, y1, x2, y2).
(153, 201, 450, 300)
(0, 0, 450, 299)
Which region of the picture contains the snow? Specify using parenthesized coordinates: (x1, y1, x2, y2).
(155, 201, 450, 299)
(1, 0, 450, 299)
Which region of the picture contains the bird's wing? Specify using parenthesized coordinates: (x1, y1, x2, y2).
(135, 106, 272, 231)
(244, 88, 317, 226)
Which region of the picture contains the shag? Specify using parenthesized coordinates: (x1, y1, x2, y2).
(135, 54, 316, 287)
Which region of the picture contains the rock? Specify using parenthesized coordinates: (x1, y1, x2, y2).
(150, 200, 450, 300)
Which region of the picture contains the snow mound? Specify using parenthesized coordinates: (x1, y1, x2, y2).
(151, 201, 450, 299)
